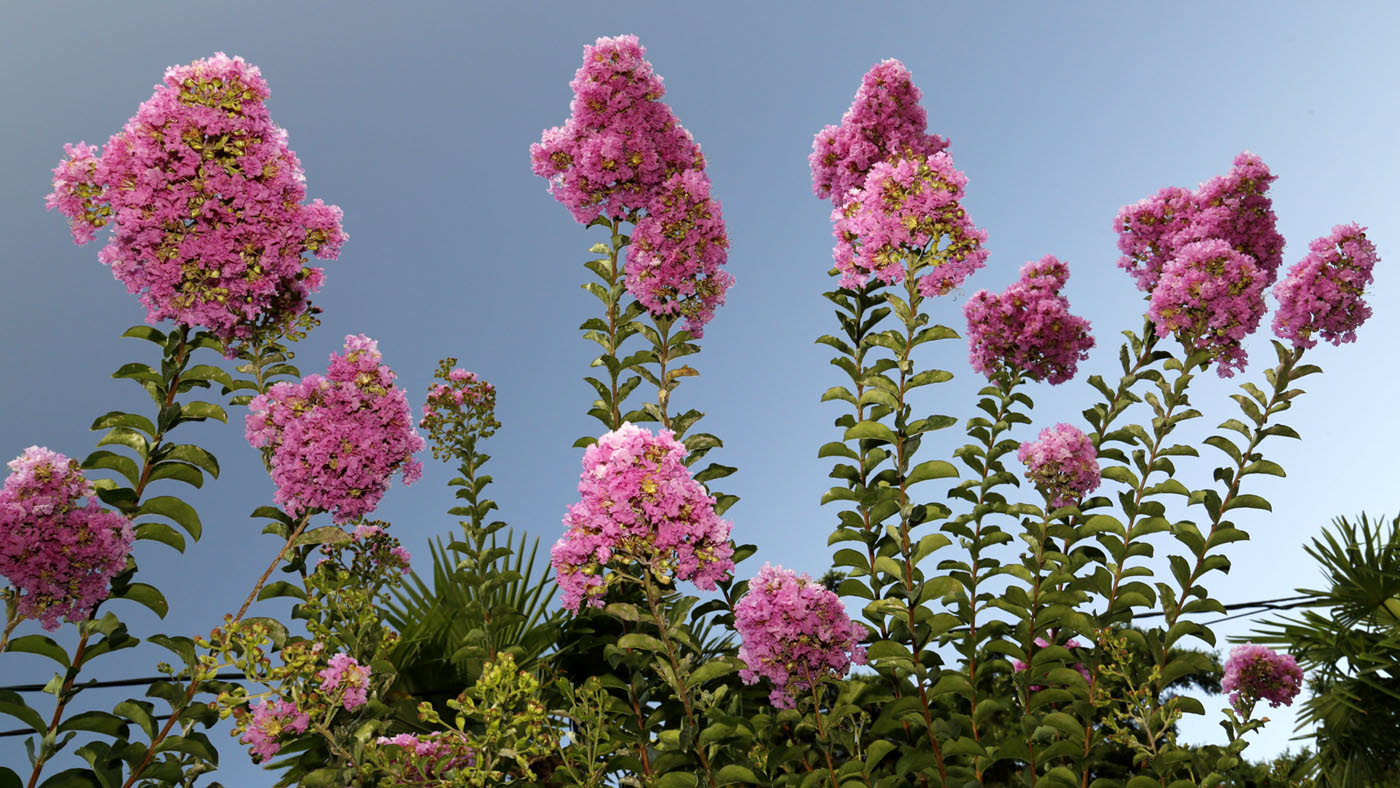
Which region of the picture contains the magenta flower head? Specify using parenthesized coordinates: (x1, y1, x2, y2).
(1273, 224, 1379, 349)
(1115, 151, 1284, 295)
(239, 699, 309, 762)
(45, 53, 346, 349)
(375, 733, 475, 782)
(734, 564, 867, 709)
(318, 652, 371, 711)
(1222, 644, 1303, 711)
(245, 335, 425, 524)
(831, 152, 988, 295)
(551, 423, 734, 613)
(419, 360, 499, 462)
(0, 447, 133, 630)
(530, 35, 705, 225)
(1018, 424, 1101, 509)
(964, 256, 1095, 385)
(625, 169, 734, 337)
(810, 59, 949, 206)
(1148, 238, 1267, 377)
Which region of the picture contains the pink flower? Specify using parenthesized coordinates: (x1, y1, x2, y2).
(625, 169, 734, 337)
(1012, 636, 1092, 692)
(318, 652, 371, 711)
(1116, 152, 1284, 294)
(1222, 644, 1303, 711)
(419, 361, 498, 462)
(530, 35, 704, 225)
(45, 53, 345, 348)
(239, 699, 309, 762)
(810, 59, 949, 206)
(1272, 224, 1378, 349)
(375, 733, 475, 782)
(964, 256, 1095, 384)
(1148, 238, 1267, 377)
(735, 564, 867, 709)
(551, 423, 734, 612)
(246, 335, 425, 524)
(1018, 424, 1100, 509)
(0, 447, 133, 630)
(831, 152, 988, 295)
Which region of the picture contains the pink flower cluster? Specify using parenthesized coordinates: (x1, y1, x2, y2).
(1116, 152, 1284, 293)
(420, 362, 499, 462)
(318, 652, 371, 711)
(531, 35, 732, 335)
(531, 35, 705, 224)
(1018, 424, 1101, 509)
(625, 169, 734, 337)
(964, 256, 1095, 384)
(45, 53, 345, 347)
(1272, 224, 1379, 349)
(810, 59, 949, 205)
(1222, 644, 1303, 711)
(351, 523, 412, 574)
(1012, 636, 1092, 692)
(734, 564, 867, 709)
(245, 335, 425, 524)
(375, 733, 475, 783)
(1147, 239, 1267, 377)
(831, 152, 988, 296)
(239, 699, 309, 762)
(551, 423, 734, 612)
(0, 447, 133, 630)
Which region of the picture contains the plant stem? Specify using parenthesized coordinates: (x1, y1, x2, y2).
(642, 579, 717, 788)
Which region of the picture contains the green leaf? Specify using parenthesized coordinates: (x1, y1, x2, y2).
(617, 633, 666, 653)
(818, 441, 858, 460)
(1222, 494, 1271, 512)
(58, 711, 128, 738)
(6, 634, 70, 667)
(134, 522, 185, 553)
(37, 770, 101, 788)
(906, 460, 957, 485)
(122, 326, 167, 344)
(116, 583, 168, 618)
(179, 401, 227, 423)
(844, 420, 899, 445)
(687, 660, 734, 688)
(294, 526, 350, 548)
(138, 496, 202, 539)
(0, 691, 47, 734)
(655, 774, 699, 788)
(256, 581, 308, 602)
(146, 461, 203, 488)
(81, 451, 141, 487)
(715, 764, 759, 785)
(89, 411, 155, 437)
(96, 427, 149, 459)
(160, 445, 219, 478)
(114, 700, 158, 741)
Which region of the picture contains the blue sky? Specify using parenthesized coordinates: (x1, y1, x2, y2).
(2, 2, 1397, 782)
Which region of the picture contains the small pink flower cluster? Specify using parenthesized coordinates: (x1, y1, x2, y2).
(532, 35, 733, 335)
(45, 53, 345, 346)
(831, 153, 988, 296)
(551, 423, 734, 612)
(1148, 239, 1267, 377)
(374, 733, 475, 783)
(351, 523, 412, 574)
(734, 564, 867, 709)
(1222, 644, 1303, 711)
(0, 447, 133, 630)
(1115, 153, 1284, 375)
(810, 59, 949, 205)
(1116, 152, 1284, 293)
(625, 169, 734, 337)
(420, 362, 499, 462)
(964, 256, 1095, 384)
(317, 652, 371, 711)
(1018, 424, 1101, 509)
(1012, 636, 1092, 692)
(239, 698, 309, 762)
(1272, 224, 1379, 349)
(245, 335, 425, 524)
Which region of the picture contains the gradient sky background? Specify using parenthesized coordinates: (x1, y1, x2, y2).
(2, 2, 1397, 783)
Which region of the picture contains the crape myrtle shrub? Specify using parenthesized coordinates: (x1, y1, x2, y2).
(0, 36, 1379, 788)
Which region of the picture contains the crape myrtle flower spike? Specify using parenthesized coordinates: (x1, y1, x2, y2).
(551, 423, 734, 613)
(1272, 223, 1379, 349)
(1017, 423, 1101, 510)
(45, 53, 346, 349)
(734, 563, 868, 709)
(245, 335, 425, 524)
(1222, 644, 1303, 711)
(964, 255, 1095, 385)
(0, 447, 133, 630)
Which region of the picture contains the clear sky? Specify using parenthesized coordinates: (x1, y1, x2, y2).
(2, 2, 1397, 782)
